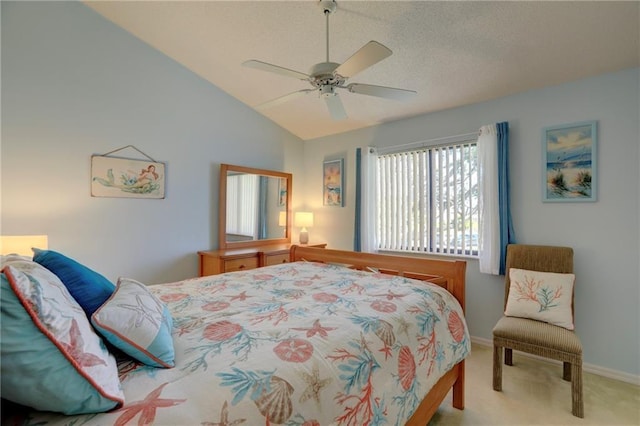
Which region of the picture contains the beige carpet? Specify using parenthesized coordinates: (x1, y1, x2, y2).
(429, 343, 640, 425)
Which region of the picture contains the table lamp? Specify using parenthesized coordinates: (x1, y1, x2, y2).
(294, 212, 314, 244)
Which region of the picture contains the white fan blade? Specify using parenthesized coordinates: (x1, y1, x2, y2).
(325, 94, 347, 121)
(243, 60, 309, 80)
(334, 41, 392, 79)
(256, 89, 314, 110)
(347, 83, 417, 101)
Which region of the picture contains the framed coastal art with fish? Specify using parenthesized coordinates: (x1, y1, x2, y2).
(323, 158, 344, 207)
(543, 121, 597, 202)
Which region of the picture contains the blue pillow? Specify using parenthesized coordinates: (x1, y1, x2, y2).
(92, 277, 175, 368)
(32, 249, 115, 317)
(1, 260, 123, 414)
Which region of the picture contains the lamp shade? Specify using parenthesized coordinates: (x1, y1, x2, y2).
(294, 212, 314, 228)
(294, 212, 313, 245)
(1, 235, 49, 256)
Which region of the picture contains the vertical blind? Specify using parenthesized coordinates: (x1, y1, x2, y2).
(226, 174, 259, 238)
(376, 141, 479, 255)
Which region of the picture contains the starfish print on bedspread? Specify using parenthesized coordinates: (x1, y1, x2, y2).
(292, 319, 337, 338)
(58, 319, 107, 368)
(370, 290, 408, 300)
(394, 316, 411, 338)
(114, 382, 185, 426)
(298, 363, 332, 404)
(201, 400, 246, 426)
(227, 291, 251, 302)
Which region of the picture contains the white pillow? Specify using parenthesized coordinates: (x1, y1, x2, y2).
(505, 268, 575, 330)
(92, 277, 175, 368)
(0, 254, 33, 266)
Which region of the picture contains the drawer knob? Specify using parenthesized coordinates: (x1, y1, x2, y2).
(238, 264, 245, 269)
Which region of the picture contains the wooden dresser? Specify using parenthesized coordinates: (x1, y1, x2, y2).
(198, 242, 327, 276)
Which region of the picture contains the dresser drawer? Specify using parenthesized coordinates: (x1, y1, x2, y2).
(198, 243, 326, 277)
(263, 253, 290, 266)
(223, 256, 259, 272)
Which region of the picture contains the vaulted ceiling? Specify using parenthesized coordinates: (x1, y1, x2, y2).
(85, 1, 639, 140)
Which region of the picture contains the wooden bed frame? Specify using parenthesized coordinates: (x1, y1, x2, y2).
(290, 245, 467, 425)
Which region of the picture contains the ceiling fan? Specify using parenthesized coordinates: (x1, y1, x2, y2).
(243, 0, 417, 121)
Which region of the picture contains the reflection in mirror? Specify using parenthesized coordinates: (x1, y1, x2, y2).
(219, 164, 292, 249)
(225, 174, 286, 241)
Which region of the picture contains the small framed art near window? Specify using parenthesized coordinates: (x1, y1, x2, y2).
(323, 158, 344, 207)
(543, 121, 597, 202)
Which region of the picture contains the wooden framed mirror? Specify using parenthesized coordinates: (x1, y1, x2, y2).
(219, 164, 292, 249)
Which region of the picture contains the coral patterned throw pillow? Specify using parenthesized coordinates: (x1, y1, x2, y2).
(505, 268, 575, 330)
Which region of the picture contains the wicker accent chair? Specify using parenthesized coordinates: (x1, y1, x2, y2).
(492, 244, 583, 418)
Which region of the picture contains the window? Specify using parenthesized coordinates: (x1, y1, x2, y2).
(376, 138, 479, 256)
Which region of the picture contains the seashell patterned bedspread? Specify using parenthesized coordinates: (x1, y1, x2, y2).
(17, 261, 470, 426)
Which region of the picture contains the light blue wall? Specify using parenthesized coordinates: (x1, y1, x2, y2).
(1, 2, 303, 284)
(302, 68, 640, 378)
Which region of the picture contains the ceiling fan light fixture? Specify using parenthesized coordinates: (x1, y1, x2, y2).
(320, 85, 336, 98)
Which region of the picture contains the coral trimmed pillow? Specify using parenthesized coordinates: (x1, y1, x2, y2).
(505, 268, 575, 330)
(32, 248, 115, 317)
(92, 277, 175, 368)
(0, 259, 124, 414)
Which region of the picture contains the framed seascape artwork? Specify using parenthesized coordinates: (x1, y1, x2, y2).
(543, 121, 597, 202)
(323, 158, 344, 207)
(278, 177, 287, 207)
(91, 156, 166, 199)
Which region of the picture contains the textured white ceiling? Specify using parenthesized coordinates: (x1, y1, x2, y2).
(85, 1, 639, 141)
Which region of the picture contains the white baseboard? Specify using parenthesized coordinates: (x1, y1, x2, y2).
(471, 336, 640, 386)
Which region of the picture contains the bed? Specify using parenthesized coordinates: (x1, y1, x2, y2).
(2, 246, 468, 425)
